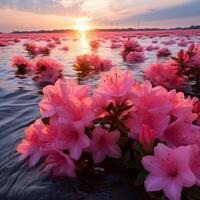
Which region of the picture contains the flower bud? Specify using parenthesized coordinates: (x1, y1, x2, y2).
(139, 124, 155, 153)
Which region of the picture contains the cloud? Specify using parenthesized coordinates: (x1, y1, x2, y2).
(112, 0, 200, 25)
(0, 0, 85, 16)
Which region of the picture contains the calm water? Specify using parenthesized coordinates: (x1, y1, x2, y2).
(0, 31, 200, 200)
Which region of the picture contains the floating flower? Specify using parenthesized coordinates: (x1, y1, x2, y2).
(89, 39, 100, 49)
(157, 48, 171, 57)
(145, 62, 185, 89)
(74, 54, 112, 71)
(16, 119, 46, 167)
(11, 55, 33, 73)
(33, 57, 63, 83)
(126, 51, 145, 63)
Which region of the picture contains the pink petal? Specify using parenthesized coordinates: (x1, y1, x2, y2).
(145, 174, 169, 192)
(107, 145, 121, 159)
(93, 151, 106, 163)
(163, 181, 182, 200)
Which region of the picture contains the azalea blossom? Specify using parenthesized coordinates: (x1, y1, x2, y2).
(43, 149, 76, 177)
(145, 62, 185, 89)
(75, 54, 112, 71)
(39, 79, 94, 126)
(16, 119, 46, 167)
(142, 143, 196, 200)
(189, 145, 200, 186)
(33, 57, 63, 83)
(94, 67, 135, 103)
(126, 51, 145, 63)
(126, 81, 172, 139)
(89, 39, 100, 49)
(11, 55, 33, 73)
(86, 127, 121, 163)
(157, 48, 171, 57)
(121, 38, 143, 60)
(58, 123, 90, 160)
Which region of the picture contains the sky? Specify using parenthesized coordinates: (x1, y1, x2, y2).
(0, 0, 200, 32)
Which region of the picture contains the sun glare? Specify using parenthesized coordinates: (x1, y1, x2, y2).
(74, 18, 91, 32)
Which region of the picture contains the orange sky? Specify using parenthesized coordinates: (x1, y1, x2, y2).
(0, 0, 199, 32)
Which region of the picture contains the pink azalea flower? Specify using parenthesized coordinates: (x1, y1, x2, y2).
(157, 48, 171, 57)
(126, 51, 145, 63)
(89, 54, 112, 70)
(167, 90, 197, 122)
(146, 45, 159, 51)
(162, 40, 175, 45)
(58, 123, 90, 160)
(43, 149, 76, 177)
(75, 54, 112, 71)
(57, 95, 94, 125)
(164, 118, 200, 147)
(193, 99, 200, 125)
(142, 143, 196, 200)
(39, 79, 94, 126)
(89, 39, 100, 49)
(11, 55, 33, 73)
(189, 145, 200, 186)
(178, 40, 188, 47)
(33, 57, 63, 83)
(92, 93, 111, 117)
(75, 54, 93, 71)
(94, 67, 135, 103)
(24, 42, 50, 55)
(121, 38, 143, 60)
(39, 79, 90, 117)
(86, 127, 121, 163)
(16, 119, 46, 167)
(126, 81, 172, 139)
(145, 62, 185, 89)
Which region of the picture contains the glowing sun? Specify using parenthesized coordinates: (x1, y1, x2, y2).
(74, 18, 91, 32)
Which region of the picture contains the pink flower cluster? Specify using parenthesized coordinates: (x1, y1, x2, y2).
(17, 67, 200, 199)
(11, 55, 63, 83)
(145, 62, 186, 89)
(24, 42, 51, 56)
(11, 55, 34, 74)
(145, 45, 160, 51)
(145, 43, 200, 89)
(89, 39, 100, 49)
(157, 47, 171, 57)
(33, 58, 63, 83)
(171, 44, 200, 68)
(74, 54, 112, 71)
(121, 38, 144, 63)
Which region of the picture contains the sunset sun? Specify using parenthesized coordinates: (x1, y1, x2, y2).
(74, 18, 91, 32)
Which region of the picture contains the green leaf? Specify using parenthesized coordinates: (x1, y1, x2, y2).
(105, 102, 114, 112)
(133, 140, 145, 156)
(183, 186, 200, 200)
(134, 170, 148, 186)
(171, 56, 179, 61)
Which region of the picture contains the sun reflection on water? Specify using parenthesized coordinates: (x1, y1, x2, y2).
(79, 31, 90, 53)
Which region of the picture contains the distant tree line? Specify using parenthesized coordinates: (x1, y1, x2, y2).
(11, 25, 200, 34)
